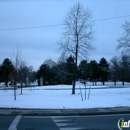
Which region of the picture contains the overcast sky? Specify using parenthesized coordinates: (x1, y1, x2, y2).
(0, 0, 130, 70)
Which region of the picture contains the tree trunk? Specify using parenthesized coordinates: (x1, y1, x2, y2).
(114, 80, 116, 85)
(114, 81, 116, 86)
(122, 80, 124, 86)
(72, 32, 78, 94)
(72, 80, 75, 94)
(38, 79, 40, 86)
(21, 82, 23, 94)
(88, 86, 91, 100)
(5, 79, 8, 87)
(72, 63, 77, 94)
(12, 80, 16, 100)
(103, 81, 105, 85)
(85, 84, 86, 100)
(14, 85, 16, 100)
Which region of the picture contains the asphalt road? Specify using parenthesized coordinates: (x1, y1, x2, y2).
(1, 113, 130, 130)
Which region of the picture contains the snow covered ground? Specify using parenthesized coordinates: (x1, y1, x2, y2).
(0, 83, 130, 109)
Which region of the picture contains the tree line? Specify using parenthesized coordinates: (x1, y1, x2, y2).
(36, 56, 109, 86)
(36, 53, 130, 86)
(0, 53, 130, 88)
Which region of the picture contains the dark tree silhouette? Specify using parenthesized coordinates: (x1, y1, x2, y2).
(99, 58, 109, 85)
(0, 58, 14, 86)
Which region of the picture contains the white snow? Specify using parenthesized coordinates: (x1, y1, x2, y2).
(0, 83, 130, 109)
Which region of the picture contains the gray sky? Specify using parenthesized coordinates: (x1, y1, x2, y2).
(0, 0, 130, 70)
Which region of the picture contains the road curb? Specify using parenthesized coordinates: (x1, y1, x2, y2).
(0, 107, 130, 116)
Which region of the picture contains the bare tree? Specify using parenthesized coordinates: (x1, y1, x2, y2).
(119, 54, 130, 85)
(110, 54, 130, 86)
(109, 56, 120, 85)
(43, 59, 57, 68)
(11, 43, 22, 84)
(28, 66, 36, 84)
(18, 61, 35, 94)
(117, 21, 130, 53)
(11, 43, 22, 100)
(12, 43, 21, 71)
(11, 43, 32, 94)
(58, 3, 94, 94)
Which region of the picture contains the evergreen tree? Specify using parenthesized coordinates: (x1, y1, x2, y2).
(0, 64, 2, 82)
(78, 60, 88, 85)
(88, 60, 100, 85)
(29, 71, 36, 83)
(36, 64, 51, 85)
(99, 58, 109, 85)
(54, 61, 67, 84)
(66, 55, 74, 84)
(0, 58, 15, 86)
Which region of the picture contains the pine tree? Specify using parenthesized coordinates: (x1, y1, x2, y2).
(78, 60, 88, 85)
(66, 55, 75, 84)
(0, 58, 14, 86)
(99, 58, 109, 85)
(89, 60, 100, 85)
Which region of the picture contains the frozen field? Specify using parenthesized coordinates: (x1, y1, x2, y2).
(0, 83, 130, 109)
